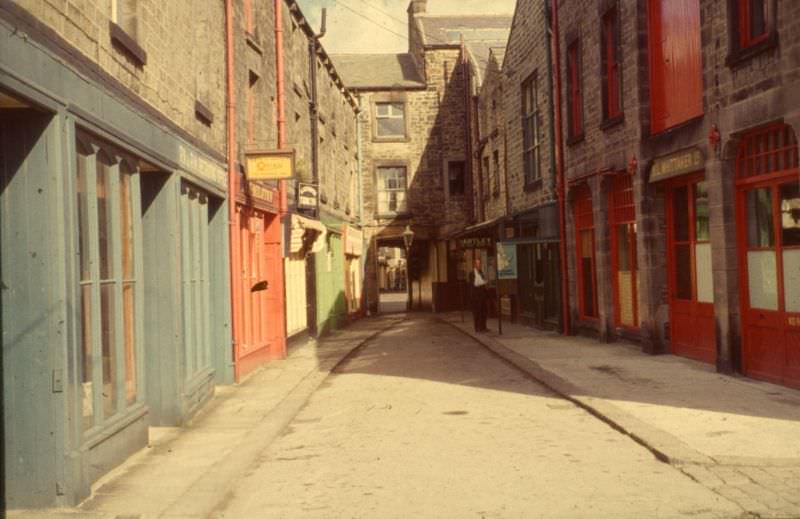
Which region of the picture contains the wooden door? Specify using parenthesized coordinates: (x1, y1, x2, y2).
(666, 175, 716, 363)
(736, 124, 800, 388)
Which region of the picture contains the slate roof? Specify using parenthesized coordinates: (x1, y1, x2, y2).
(331, 53, 426, 90)
(417, 15, 512, 84)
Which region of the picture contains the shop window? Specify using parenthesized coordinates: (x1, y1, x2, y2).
(573, 185, 597, 319)
(670, 180, 713, 304)
(374, 102, 406, 140)
(566, 39, 583, 141)
(601, 6, 622, 123)
(521, 73, 540, 187)
(647, 0, 703, 133)
(448, 161, 465, 197)
(610, 174, 639, 328)
(376, 166, 408, 215)
(75, 134, 142, 434)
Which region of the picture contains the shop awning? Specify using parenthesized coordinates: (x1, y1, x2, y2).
(289, 214, 326, 255)
(453, 216, 506, 239)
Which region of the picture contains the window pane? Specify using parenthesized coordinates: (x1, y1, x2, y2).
(780, 182, 800, 247)
(390, 103, 404, 116)
(376, 103, 389, 116)
(674, 244, 692, 300)
(101, 282, 117, 418)
(449, 161, 465, 195)
(97, 156, 114, 279)
(80, 284, 94, 431)
(747, 250, 778, 310)
(747, 187, 774, 247)
(696, 242, 714, 303)
(120, 166, 135, 279)
(123, 283, 136, 404)
(377, 117, 405, 137)
(695, 181, 710, 241)
(749, 0, 767, 38)
(77, 151, 91, 281)
(616, 224, 631, 271)
(783, 249, 800, 312)
(673, 185, 690, 242)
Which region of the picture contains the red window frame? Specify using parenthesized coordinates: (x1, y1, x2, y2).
(601, 7, 622, 121)
(567, 39, 583, 139)
(609, 173, 639, 329)
(738, 0, 770, 49)
(573, 184, 598, 319)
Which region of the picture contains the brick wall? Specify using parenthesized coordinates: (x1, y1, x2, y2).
(13, 0, 227, 156)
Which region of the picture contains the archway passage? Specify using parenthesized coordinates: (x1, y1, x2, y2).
(376, 238, 409, 314)
(736, 123, 800, 388)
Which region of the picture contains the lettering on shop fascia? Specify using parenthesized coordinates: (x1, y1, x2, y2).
(177, 144, 227, 189)
(457, 237, 493, 249)
(649, 147, 705, 183)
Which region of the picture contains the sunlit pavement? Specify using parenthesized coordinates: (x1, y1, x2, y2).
(214, 316, 743, 518)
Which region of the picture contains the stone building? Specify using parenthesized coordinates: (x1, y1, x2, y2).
(334, 0, 511, 314)
(281, 1, 361, 342)
(1, 0, 231, 507)
(551, 0, 800, 389)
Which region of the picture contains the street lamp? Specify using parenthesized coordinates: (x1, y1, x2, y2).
(401, 225, 415, 311)
(402, 225, 414, 252)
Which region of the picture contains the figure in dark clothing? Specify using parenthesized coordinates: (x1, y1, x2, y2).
(468, 258, 489, 332)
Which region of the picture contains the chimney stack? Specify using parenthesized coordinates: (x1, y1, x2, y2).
(407, 0, 427, 15)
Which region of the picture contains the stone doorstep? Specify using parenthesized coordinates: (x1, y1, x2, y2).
(438, 315, 800, 471)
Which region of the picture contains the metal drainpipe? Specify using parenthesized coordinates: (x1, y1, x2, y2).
(355, 98, 368, 314)
(310, 9, 326, 219)
(550, 0, 571, 336)
(224, 0, 242, 381)
(275, 0, 288, 356)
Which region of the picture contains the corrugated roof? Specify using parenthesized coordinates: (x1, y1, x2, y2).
(331, 54, 426, 90)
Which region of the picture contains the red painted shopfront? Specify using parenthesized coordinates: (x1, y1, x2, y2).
(736, 123, 800, 388)
(609, 173, 639, 330)
(665, 173, 716, 364)
(233, 179, 286, 381)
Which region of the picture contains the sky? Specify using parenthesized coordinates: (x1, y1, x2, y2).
(295, 0, 517, 54)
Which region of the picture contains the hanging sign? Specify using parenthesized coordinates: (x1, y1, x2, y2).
(245, 149, 296, 180)
(649, 147, 704, 183)
(298, 183, 318, 210)
(496, 242, 518, 279)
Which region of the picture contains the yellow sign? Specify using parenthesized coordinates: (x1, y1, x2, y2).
(245, 150, 295, 180)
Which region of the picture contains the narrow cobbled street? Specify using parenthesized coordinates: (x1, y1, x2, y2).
(214, 317, 739, 518)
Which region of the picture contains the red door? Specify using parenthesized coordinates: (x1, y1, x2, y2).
(736, 124, 800, 388)
(666, 174, 716, 363)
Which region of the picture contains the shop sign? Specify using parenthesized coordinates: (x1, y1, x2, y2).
(298, 183, 318, 210)
(177, 143, 227, 189)
(245, 149, 296, 180)
(345, 226, 363, 256)
(457, 236, 493, 249)
(496, 242, 518, 279)
(649, 147, 704, 183)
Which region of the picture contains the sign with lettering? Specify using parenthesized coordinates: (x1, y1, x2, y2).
(649, 147, 705, 183)
(345, 226, 363, 256)
(457, 236, 493, 249)
(496, 242, 517, 279)
(245, 150, 295, 180)
(177, 143, 227, 189)
(298, 183, 318, 210)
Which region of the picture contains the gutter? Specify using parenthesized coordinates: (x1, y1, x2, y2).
(224, 0, 242, 381)
(549, 0, 570, 336)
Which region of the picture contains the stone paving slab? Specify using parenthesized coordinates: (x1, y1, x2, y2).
(440, 313, 800, 518)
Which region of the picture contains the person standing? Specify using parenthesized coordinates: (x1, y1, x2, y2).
(468, 257, 489, 332)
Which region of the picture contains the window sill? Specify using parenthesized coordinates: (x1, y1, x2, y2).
(726, 32, 778, 69)
(372, 136, 410, 143)
(109, 22, 147, 66)
(523, 178, 543, 192)
(246, 32, 264, 55)
(600, 114, 624, 131)
(566, 133, 585, 146)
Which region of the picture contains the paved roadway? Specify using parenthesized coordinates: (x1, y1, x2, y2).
(214, 316, 741, 518)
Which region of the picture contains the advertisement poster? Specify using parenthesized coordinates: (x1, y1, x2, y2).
(496, 242, 517, 279)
